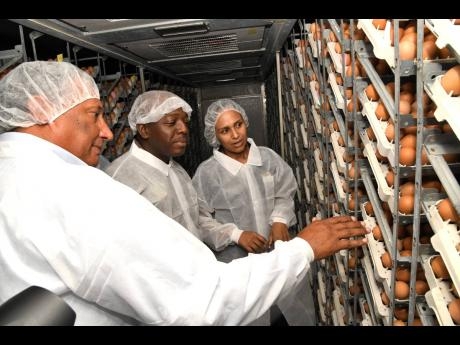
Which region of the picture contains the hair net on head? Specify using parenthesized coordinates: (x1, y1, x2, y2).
(128, 90, 192, 133)
(204, 98, 249, 148)
(0, 61, 100, 134)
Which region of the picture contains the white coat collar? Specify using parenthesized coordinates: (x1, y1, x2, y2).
(130, 140, 172, 176)
(0, 132, 86, 165)
(213, 138, 262, 176)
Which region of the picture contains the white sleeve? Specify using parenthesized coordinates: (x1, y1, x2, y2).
(36, 166, 314, 326)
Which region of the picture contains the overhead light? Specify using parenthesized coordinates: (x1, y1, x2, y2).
(154, 21, 209, 37)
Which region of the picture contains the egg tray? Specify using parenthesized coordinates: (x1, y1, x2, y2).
(314, 171, 325, 204)
(422, 195, 460, 295)
(424, 74, 460, 143)
(361, 253, 390, 324)
(359, 297, 375, 326)
(421, 255, 456, 326)
(333, 289, 346, 326)
(309, 81, 321, 109)
(289, 71, 297, 92)
(334, 252, 348, 285)
(317, 289, 327, 324)
(298, 68, 306, 89)
(317, 269, 327, 306)
(330, 161, 346, 204)
(357, 19, 395, 69)
(330, 131, 347, 174)
(327, 41, 343, 74)
(360, 128, 394, 202)
(295, 46, 306, 70)
(359, 91, 396, 165)
(307, 33, 320, 58)
(311, 105, 323, 135)
(303, 159, 310, 184)
(314, 148, 325, 181)
(425, 19, 460, 63)
(290, 89, 297, 110)
(328, 72, 345, 110)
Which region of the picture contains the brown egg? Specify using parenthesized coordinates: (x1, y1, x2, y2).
(372, 19, 387, 30)
(415, 280, 429, 295)
(423, 40, 439, 60)
(399, 249, 412, 257)
(385, 122, 395, 141)
(376, 102, 390, 120)
(365, 84, 380, 101)
(400, 134, 416, 148)
(372, 225, 383, 241)
(399, 195, 415, 214)
(381, 291, 390, 306)
(448, 299, 460, 325)
(394, 307, 408, 321)
(396, 267, 411, 283)
(385, 170, 394, 187)
(441, 65, 460, 96)
(411, 318, 423, 326)
(400, 182, 415, 196)
(400, 146, 416, 166)
(431, 255, 450, 279)
(381, 251, 393, 268)
(395, 281, 410, 299)
(403, 236, 413, 250)
(437, 198, 460, 223)
(442, 122, 454, 133)
(348, 256, 357, 269)
(364, 201, 374, 216)
(399, 40, 417, 60)
(439, 46, 452, 59)
(393, 319, 406, 326)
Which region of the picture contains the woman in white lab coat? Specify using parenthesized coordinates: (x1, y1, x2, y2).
(192, 99, 316, 325)
(105, 90, 267, 253)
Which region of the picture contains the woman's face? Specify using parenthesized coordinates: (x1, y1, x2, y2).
(215, 110, 248, 155)
(52, 98, 113, 166)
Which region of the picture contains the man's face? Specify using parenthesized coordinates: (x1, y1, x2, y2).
(140, 108, 189, 162)
(52, 98, 113, 166)
(215, 110, 248, 155)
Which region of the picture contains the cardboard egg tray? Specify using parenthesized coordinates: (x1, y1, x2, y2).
(300, 125, 309, 149)
(308, 33, 320, 58)
(359, 91, 396, 165)
(317, 269, 327, 306)
(314, 171, 325, 204)
(361, 253, 390, 324)
(298, 68, 306, 88)
(299, 103, 307, 127)
(290, 89, 297, 109)
(310, 81, 321, 109)
(311, 105, 322, 135)
(424, 74, 460, 143)
(303, 159, 310, 183)
(328, 72, 345, 109)
(330, 161, 346, 203)
(422, 255, 456, 326)
(425, 19, 460, 61)
(357, 19, 395, 68)
(317, 292, 327, 324)
(360, 128, 394, 202)
(295, 46, 305, 69)
(333, 289, 346, 326)
(330, 131, 347, 174)
(359, 297, 375, 326)
(314, 148, 325, 180)
(334, 252, 348, 285)
(327, 41, 343, 74)
(303, 178, 311, 203)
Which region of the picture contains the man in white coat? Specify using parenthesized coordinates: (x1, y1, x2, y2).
(0, 61, 369, 325)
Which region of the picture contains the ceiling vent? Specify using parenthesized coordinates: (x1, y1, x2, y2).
(149, 34, 238, 58)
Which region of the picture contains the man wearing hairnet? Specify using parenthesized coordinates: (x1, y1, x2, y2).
(105, 90, 267, 255)
(192, 99, 315, 325)
(0, 61, 369, 325)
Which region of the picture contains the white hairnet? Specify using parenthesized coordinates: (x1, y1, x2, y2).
(128, 90, 192, 133)
(204, 99, 249, 148)
(0, 61, 100, 134)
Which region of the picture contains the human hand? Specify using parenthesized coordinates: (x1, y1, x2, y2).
(238, 231, 268, 253)
(297, 216, 369, 260)
(268, 222, 290, 248)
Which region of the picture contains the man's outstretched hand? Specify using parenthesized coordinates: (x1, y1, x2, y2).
(297, 216, 369, 260)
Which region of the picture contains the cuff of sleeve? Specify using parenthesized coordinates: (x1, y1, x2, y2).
(270, 217, 287, 225)
(230, 228, 244, 244)
(290, 237, 315, 263)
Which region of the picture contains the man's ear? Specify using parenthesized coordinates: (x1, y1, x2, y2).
(137, 124, 150, 139)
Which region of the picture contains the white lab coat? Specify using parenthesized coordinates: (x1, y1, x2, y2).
(105, 140, 241, 251)
(192, 138, 316, 325)
(0, 132, 313, 326)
